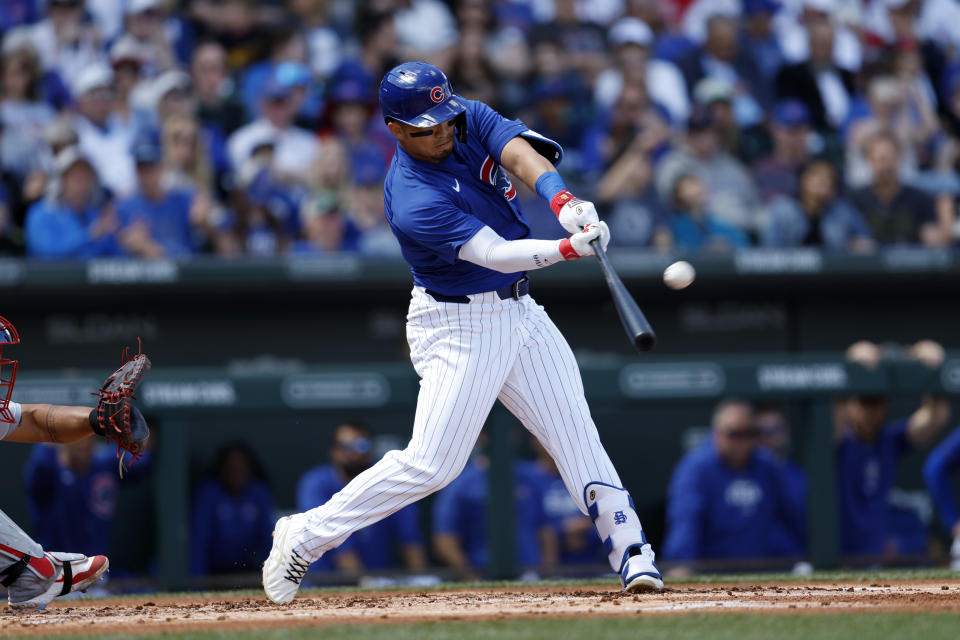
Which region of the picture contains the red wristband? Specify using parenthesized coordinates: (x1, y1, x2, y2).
(550, 190, 576, 217)
(558, 238, 580, 260)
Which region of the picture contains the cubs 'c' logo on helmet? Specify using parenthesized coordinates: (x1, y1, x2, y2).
(430, 86, 444, 103)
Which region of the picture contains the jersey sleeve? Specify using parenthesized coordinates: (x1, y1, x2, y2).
(391, 197, 485, 265)
(0, 402, 21, 440)
(468, 101, 532, 165)
(392, 502, 424, 545)
(884, 418, 912, 455)
(431, 477, 463, 535)
(924, 427, 960, 531)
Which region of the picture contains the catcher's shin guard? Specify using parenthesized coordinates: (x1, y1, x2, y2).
(584, 482, 663, 592)
(0, 509, 55, 603)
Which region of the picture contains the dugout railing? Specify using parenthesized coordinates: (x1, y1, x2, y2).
(9, 354, 958, 591)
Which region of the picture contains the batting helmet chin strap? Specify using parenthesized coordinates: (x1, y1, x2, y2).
(584, 482, 653, 578)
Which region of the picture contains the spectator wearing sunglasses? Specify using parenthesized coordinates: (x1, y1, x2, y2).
(296, 422, 426, 579)
(663, 399, 804, 574)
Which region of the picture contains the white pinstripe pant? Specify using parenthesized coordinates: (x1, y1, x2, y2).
(292, 287, 624, 561)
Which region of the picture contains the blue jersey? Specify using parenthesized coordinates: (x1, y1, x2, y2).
(431, 459, 545, 569)
(23, 444, 150, 556)
(384, 99, 558, 295)
(836, 419, 910, 556)
(116, 189, 196, 257)
(663, 440, 803, 561)
(924, 426, 960, 532)
(519, 461, 602, 564)
(190, 478, 275, 575)
(296, 465, 422, 571)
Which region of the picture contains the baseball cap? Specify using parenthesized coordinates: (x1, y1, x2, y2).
(151, 70, 191, 100)
(53, 146, 95, 177)
(351, 147, 387, 187)
(772, 99, 811, 127)
(693, 77, 733, 106)
(125, 0, 162, 14)
(742, 0, 780, 15)
(131, 133, 163, 165)
(608, 17, 654, 47)
(328, 78, 374, 105)
(72, 63, 114, 97)
(109, 36, 148, 68)
(263, 78, 293, 101)
(275, 62, 310, 89)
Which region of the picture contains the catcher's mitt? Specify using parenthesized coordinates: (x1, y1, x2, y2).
(92, 344, 151, 475)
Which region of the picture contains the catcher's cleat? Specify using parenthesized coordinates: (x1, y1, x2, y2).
(621, 548, 663, 593)
(263, 515, 311, 604)
(8, 553, 109, 609)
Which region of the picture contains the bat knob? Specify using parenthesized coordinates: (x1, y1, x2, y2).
(635, 333, 657, 352)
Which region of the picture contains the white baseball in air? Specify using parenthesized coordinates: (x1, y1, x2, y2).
(663, 261, 696, 290)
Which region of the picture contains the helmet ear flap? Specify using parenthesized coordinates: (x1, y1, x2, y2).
(454, 111, 467, 143)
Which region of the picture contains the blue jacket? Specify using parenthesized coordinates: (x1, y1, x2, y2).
(432, 459, 545, 569)
(924, 426, 960, 533)
(190, 478, 275, 575)
(836, 419, 911, 556)
(296, 465, 422, 571)
(762, 196, 872, 250)
(25, 199, 120, 259)
(664, 441, 804, 561)
(23, 444, 150, 556)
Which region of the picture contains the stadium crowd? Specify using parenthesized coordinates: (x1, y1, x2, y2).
(0, 0, 959, 259)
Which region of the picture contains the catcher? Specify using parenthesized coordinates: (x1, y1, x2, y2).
(0, 315, 149, 608)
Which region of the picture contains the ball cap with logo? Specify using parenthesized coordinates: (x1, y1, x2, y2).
(378, 61, 467, 129)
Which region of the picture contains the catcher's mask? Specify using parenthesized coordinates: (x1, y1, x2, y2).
(0, 315, 20, 424)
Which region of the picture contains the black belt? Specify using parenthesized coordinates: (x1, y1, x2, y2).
(426, 276, 529, 304)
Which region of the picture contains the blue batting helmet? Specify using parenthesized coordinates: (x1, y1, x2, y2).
(379, 61, 467, 128)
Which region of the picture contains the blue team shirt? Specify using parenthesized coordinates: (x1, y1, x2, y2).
(432, 459, 544, 569)
(25, 200, 120, 259)
(924, 426, 960, 532)
(384, 100, 554, 295)
(519, 461, 603, 564)
(663, 440, 803, 561)
(116, 189, 196, 257)
(836, 419, 910, 556)
(23, 444, 150, 556)
(190, 478, 275, 575)
(296, 465, 422, 571)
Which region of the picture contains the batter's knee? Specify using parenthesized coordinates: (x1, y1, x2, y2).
(391, 449, 466, 495)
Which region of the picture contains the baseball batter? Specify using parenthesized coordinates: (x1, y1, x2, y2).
(264, 62, 662, 602)
(0, 315, 148, 608)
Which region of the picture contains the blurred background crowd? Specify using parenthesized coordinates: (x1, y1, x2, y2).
(19, 339, 960, 586)
(0, 0, 960, 259)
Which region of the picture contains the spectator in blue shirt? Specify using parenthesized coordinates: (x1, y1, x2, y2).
(116, 135, 203, 258)
(664, 399, 803, 574)
(432, 444, 550, 580)
(297, 422, 426, 576)
(667, 172, 749, 252)
(837, 340, 952, 558)
(923, 426, 960, 570)
(191, 442, 275, 575)
(24, 147, 120, 259)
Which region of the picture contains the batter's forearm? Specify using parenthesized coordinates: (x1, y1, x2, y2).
(459, 226, 565, 272)
(4, 404, 97, 444)
(500, 137, 558, 191)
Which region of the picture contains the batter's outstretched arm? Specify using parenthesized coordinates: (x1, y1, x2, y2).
(458, 225, 609, 272)
(4, 404, 97, 444)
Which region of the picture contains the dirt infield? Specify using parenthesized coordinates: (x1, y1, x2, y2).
(4, 579, 960, 637)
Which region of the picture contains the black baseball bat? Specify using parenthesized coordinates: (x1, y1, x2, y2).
(590, 239, 657, 352)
